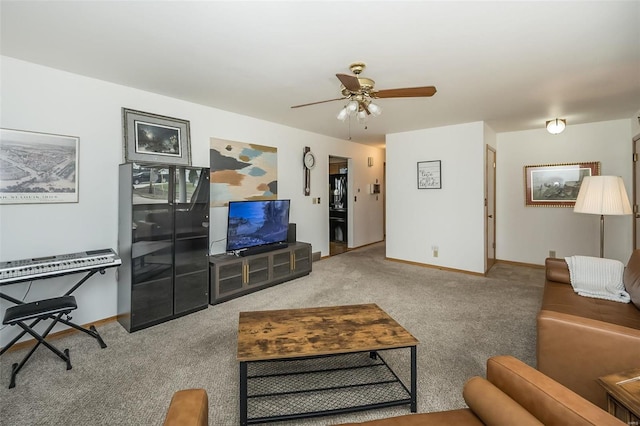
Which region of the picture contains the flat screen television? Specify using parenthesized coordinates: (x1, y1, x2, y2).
(226, 200, 290, 252)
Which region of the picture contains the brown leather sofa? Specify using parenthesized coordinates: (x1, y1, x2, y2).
(537, 249, 640, 410)
(163, 389, 208, 426)
(336, 356, 624, 425)
(163, 356, 624, 426)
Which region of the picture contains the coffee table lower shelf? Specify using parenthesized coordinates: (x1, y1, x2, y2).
(240, 350, 416, 425)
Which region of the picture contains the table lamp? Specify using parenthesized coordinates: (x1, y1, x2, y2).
(573, 176, 632, 258)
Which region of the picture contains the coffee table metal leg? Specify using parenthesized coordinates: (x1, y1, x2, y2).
(411, 345, 417, 412)
(240, 361, 248, 426)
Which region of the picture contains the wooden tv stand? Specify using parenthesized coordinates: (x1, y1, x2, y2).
(209, 242, 312, 304)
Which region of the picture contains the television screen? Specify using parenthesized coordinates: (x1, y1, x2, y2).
(226, 200, 290, 252)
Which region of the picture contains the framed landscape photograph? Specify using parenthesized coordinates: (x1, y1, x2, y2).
(123, 108, 191, 166)
(0, 128, 79, 204)
(524, 161, 600, 207)
(417, 160, 441, 189)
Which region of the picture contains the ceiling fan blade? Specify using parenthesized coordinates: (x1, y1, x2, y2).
(291, 97, 347, 109)
(336, 73, 361, 92)
(373, 86, 437, 98)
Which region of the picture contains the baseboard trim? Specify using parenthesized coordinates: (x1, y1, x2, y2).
(496, 259, 544, 269)
(1, 315, 119, 353)
(348, 240, 385, 251)
(322, 239, 386, 260)
(385, 257, 485, 277)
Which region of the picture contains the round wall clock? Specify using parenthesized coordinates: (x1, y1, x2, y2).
(304, 151, 316, 169)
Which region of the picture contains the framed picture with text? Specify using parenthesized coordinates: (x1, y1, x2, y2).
(0, 128, 79, 204)
(524, 161, 600, 207)
(122, 108, 191, 166)
(417, 160, 441, 189)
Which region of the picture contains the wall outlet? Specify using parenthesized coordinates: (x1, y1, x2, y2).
(431, 245, 439, 257)
(549, 250, 556, 258)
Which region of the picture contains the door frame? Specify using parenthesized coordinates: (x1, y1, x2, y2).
(328, 155, 350, 256)
(485, 145, 497, 273)
(633, 134, 639, 249)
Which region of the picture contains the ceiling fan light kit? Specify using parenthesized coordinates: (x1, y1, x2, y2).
(367, 102, 382, 116)
(291, 62, 436, 125)
(546, 118, 566, 134)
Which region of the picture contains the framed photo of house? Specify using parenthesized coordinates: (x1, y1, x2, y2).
(417, 160, 441, 189)
(524, 161, 600, 207)
(123, 108, 191, 166)
(0, 128, 80, 205)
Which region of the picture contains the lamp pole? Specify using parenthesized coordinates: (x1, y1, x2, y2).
(599, 214, 604, 258)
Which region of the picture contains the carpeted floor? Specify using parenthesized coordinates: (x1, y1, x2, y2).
(0, 243, 544, 425)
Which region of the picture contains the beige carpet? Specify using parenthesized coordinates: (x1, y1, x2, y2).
(0, 243, 544, 425)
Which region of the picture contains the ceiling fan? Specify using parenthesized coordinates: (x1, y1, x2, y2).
(291, 62, 437, 121)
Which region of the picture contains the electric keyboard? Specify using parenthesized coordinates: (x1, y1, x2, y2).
(0, 248, 121, 285)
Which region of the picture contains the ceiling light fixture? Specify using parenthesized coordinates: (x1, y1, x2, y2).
(546, 118, 566, 134)
(337, 96, 382, 123)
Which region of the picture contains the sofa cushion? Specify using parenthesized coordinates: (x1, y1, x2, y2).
(541, 281, 640, 329)
(462, 376, 543, 426)
(333, 409, 483, 426)
(624, 249, 640, 310)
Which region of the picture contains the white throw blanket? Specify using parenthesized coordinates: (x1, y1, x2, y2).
(565, 256, 630, 303)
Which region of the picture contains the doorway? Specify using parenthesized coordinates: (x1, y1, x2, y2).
(486, 146, 496, 272)
(329, 156, 348, 256)
(634, 134, 639, 249)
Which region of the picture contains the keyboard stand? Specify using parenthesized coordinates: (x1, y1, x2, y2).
(0, 268, 109, 355)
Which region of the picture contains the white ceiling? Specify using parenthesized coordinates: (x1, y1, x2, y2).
(1, 1, 639, 147)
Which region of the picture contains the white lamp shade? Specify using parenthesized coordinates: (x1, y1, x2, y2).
(346, 100, 359, 113)
(574, 176, 632, 215)
(336, 107, 349, 121)
(546, 119, 566, 134)
(368, 102, 382, 116)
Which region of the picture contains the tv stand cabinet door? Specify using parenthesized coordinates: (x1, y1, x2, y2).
(272, 250, 292, 280)
(210, 258, 243, 303)
(292, 244, 312, 275)
(246, 255, 270, 286)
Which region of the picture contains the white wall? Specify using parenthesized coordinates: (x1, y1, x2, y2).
(0, 57, 384, 345)
(496, 119, 633, 264)
(386, 122, 487, 273)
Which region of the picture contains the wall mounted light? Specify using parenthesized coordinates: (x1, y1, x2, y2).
(546, 118, 566, 134)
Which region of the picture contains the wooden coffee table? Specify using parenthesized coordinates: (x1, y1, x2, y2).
(237, 303, 419, 425)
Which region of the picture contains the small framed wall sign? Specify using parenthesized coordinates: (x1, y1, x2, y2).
(417, 160, 441, 189)
(524, 161, 600, 207)
(123, 108, 191, 166)
(0, 128, 79, 204)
